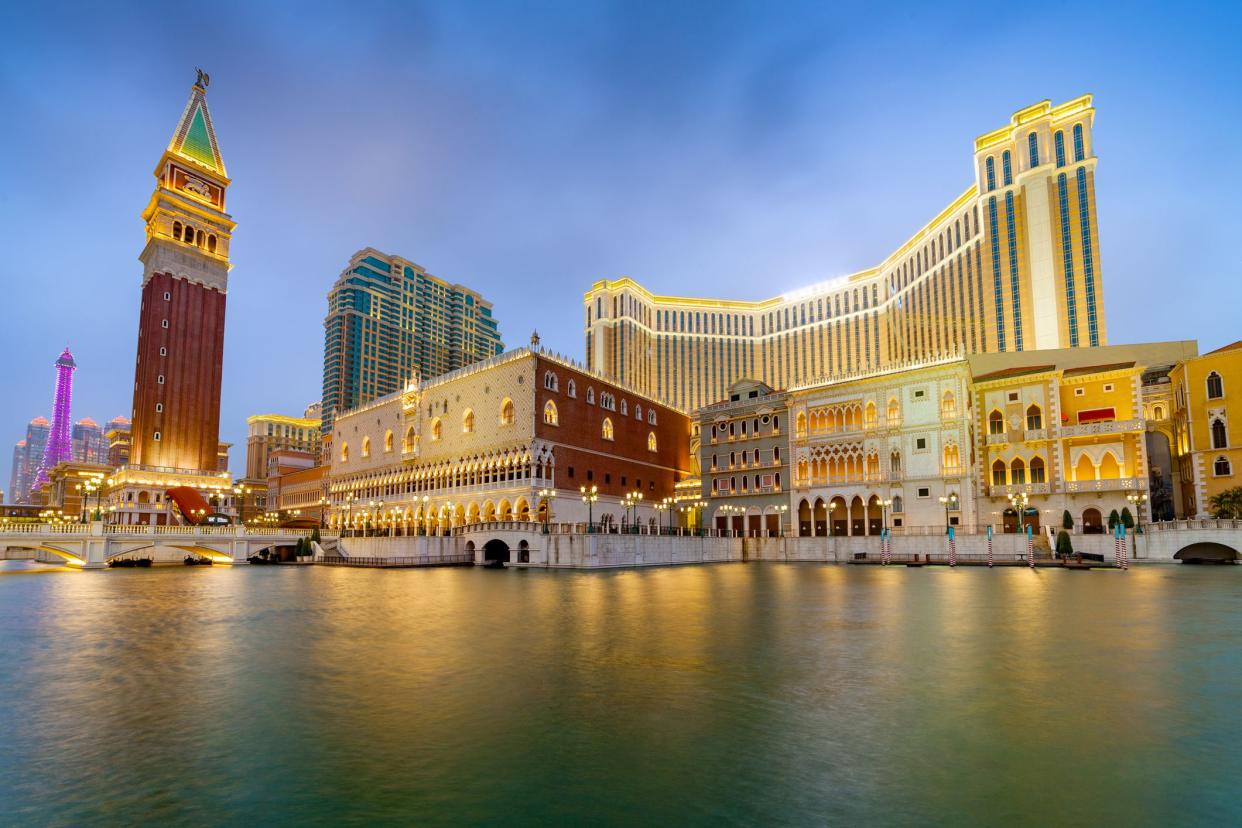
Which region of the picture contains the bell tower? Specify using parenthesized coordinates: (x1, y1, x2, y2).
(129, 69, 235, 474)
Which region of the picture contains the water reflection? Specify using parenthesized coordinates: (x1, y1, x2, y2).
(1, 564, 1240, 825)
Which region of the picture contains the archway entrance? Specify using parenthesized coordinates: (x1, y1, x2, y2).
(1174, 543, 1238, 564)
(483, 539, 510, 567)
(1082, 508, 1103, 534)
(1003, 508, 1019, 533)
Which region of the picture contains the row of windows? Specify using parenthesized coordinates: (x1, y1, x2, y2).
(710, 446, 781, 470)
(990, 456, 1048, 485)
(171, 221, 218, 253)
(543, 371, 658, 424)
(710, 414, 779, 441)
(984, 123, 1086, 193)
(988, 405, 1044, 434)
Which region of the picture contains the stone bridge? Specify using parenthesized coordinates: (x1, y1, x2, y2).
(0, 522, 316, 568)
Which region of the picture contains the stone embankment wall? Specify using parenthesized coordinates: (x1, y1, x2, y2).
(323, 528, 1199, 568)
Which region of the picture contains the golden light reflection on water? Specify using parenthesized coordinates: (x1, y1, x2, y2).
(2, 563, 1240, 825)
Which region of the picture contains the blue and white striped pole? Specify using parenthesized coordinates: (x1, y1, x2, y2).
(1027, 523, 1034, 569)
(986, 524, 993, 568)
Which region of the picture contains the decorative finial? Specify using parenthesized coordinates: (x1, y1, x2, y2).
(195, 68, 210, 89)
(530, 330, 541, 348)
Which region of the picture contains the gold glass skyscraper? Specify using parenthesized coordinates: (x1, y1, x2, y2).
(584, 96, 1106, 412)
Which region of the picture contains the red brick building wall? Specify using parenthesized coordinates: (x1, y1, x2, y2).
(533, 356, 691, 502)
(129, 273, 226, 471)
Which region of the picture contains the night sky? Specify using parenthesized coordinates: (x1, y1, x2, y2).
(2, 0, 1239, 478)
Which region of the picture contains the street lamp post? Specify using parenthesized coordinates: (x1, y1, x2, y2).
(776, 503, 789, 537)
(1008, 491, 1029, 534)
(419, 495, 430, 536)
(538, 488, 556, 533)
(1127, 491, 1148, 558)
(880, 498, 893, 533)
(939, 493, 959, 534)
(581, 485, 598, 533)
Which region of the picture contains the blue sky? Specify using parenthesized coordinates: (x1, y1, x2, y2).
(1, 0, 1239, 478)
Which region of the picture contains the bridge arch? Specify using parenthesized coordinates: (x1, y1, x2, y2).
(483, 539, 510, 564)
(0, 544, 86, 567)
(1174, 542, 1238, 564)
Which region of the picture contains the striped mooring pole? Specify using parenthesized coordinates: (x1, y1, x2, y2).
(948, 525, 957, 567)
(1121, 527, 1130, 570)
(1114, 524, 1123, 568)
(882, 528, 890, 565)
(1027, 524, 1035, 569)
(986, 524, 994, 568)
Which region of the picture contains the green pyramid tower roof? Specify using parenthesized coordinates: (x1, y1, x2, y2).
(167, 74, 226, 176)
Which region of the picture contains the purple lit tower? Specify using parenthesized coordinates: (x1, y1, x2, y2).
(32, 348, 76, 494)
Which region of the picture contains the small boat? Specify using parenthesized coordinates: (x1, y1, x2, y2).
(135, 558, 153, 568)
(184, 556, 213, 566)
(484, 559, 506, 569)
(108, 558, 133, 568)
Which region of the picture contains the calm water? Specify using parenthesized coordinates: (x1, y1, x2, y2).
(1, 561, 1239, 826)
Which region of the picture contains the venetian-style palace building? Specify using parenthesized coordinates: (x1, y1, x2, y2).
(106, 72, 237, 523)
(585, 96, 1106, 413)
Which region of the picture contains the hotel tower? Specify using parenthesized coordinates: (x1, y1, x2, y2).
(585, 96, 1106, 412)
(108, 71, 236, 523)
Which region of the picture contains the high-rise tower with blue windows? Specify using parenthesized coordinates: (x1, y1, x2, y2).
(321, 248, 504, 437)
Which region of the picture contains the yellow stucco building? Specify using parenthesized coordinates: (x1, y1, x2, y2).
(1170, 341, 1242, 517)
(969, 342, 1195, 534)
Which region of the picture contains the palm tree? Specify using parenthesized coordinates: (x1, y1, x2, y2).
(1208, 486, 1242, 518)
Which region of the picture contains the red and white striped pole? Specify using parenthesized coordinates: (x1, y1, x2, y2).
(1121, 527, 1130, 570)
(948, 526, 957, 567)
(986, 525, 994, 568)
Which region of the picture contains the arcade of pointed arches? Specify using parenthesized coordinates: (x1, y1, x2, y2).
(327, 443, 556, 534)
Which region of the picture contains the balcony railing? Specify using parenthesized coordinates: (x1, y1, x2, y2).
(1064, 476, 1146, 493)
(988, 482, 1051, 497)
(1023, 428, 1049, 441)
(1060, 418, 1143, 438)
(985, 432, 1008, 445)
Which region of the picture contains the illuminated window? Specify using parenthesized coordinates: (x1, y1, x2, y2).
(647, 431, 657, 452)
(462, 409, 475, 433)
(361, 437, 371, 458)
(543, 401, 558, 426)
(500, 398, 514, 425)
(340, 443, 349, 463)
(384, 430, 393, 452)
(602, 417, 614, 440)
(431, 418, 443, 440)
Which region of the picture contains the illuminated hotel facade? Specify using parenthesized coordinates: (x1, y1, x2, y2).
(321, 248, 505, 437)
(585, 96, 1106, 413)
